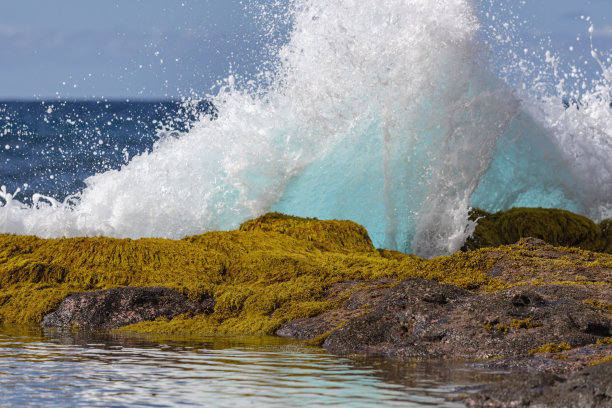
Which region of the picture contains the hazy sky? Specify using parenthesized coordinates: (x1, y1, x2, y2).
(0, 0, 610, 99)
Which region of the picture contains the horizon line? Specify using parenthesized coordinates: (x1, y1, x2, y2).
(0, 97, 210, 103)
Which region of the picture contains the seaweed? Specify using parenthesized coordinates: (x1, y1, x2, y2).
(485, 318, 543, 333)
(464, 207, 612, 253)
(529, 342, 572, 354)
(0, 210, 610, 336)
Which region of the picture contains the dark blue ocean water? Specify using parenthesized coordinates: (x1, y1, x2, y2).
(0, 100, 214, 204)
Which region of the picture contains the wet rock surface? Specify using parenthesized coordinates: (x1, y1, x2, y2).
(461, 361, 612, 407)
(277, 238, 612, 406)
(276, 278, 395, 340)
(320, 278, 610, 359)
(42, 287, 214, 330)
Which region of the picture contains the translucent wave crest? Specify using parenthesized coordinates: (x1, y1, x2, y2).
(1, 0, 610, 257)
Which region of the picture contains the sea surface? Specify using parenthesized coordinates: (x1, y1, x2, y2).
(0, 100, 214, 202)
(0, 326, 504, 408)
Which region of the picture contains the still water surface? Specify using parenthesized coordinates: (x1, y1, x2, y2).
(0, 326, 501, 407)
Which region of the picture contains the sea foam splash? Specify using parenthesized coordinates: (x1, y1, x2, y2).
(1, 0, 611, 258)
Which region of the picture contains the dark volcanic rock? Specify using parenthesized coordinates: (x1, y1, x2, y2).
(474, 342, 612, 376)
(321, 278, 611, 359)
(276, 278, 395, 340)
(274, 237, 612, 407)
(42, 287, 214, 330)
(463, 361, 612, 407)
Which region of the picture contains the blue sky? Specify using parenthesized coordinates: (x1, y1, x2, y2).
(517, 0, 612, 54)
(0, 0, 264, 99)
(0, 0, 610, 99)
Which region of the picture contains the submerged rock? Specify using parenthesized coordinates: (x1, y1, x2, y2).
(41, 287, 214, 330)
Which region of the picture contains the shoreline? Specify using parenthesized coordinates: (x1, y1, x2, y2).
(0, 208, 610, 406)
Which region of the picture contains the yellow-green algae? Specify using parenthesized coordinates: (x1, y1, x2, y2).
(585, 299, 612, 313)
(464, 207, 612, 253)
(597, 337, 612, 346)
(529, 342, 572, 354)
(588, 356, 612, 365)
(0, 212, 610, 336)
(484, 318, 543, 333)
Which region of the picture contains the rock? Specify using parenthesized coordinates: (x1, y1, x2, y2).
(41, 287, 214, 330)
(462, 207, 612, 253)
(276, 278, 394, 340)
(239, 212, 376, 253)
(271, 238, 612, 407)
(462, 361, 612, 407)
(320, 278, 611, 359)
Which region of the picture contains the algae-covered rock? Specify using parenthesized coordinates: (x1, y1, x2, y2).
(464, 207, 612, 253)
(0, 213, 406, 330)
(239, 212, 375, 253)
(0, 212, 611, 342)
(0, 211, 606, 408)
(321, 278, 611, 359)
(276, 278, 395, 341)
(41, 287, 214, 330)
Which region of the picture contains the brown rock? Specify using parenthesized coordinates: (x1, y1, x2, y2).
(462, 361, 612, 407)
(321, 278, 611, 359)
(276, 278, 394, 340)
(41, 287, 214, 330)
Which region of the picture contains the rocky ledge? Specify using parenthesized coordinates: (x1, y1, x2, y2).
(289, 277, 611, 360)
(42, 286, 215, 330)
(461, 361, 612, 407)
(0, 210, 610, 407)
(276, 272, 611, 406)
(273, 237, 612, 407)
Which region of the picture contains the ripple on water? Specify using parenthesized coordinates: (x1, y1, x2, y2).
(0, 326, 502, 407)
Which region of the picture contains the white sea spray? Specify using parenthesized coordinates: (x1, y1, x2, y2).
(0, 0, 610, 257)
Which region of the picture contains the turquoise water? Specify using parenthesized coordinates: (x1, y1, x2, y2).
(0, 326, 502, 407)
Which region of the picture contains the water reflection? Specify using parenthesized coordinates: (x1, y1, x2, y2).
(0, 325, 498, 407)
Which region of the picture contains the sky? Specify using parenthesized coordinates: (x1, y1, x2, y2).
(0, 0, 266, 99)
(515, 0, 612, 59)
(0, 0, 610, 100)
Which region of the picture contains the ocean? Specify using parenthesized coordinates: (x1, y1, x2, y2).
(0, 100, 215, 202)
(1, 0, 611, 258)
(0, 327, 501, 407)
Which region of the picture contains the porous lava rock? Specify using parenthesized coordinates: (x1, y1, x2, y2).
(276, 278, 395, 340)
(315, 277, 611, 359)
(41, 287, 214, 330)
